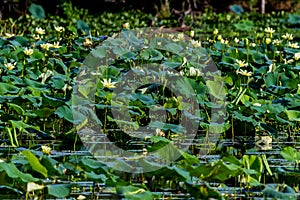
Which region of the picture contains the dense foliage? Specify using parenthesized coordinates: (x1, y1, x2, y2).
(0, 2, 299, 199)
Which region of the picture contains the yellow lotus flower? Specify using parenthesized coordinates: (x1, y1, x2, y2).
(52, 42, 61, 48)
(236, 69, 252, 76)
(264, 27, 275, 37)
(4, 33, 15, 38)
(35, 27, 45, 35)
(265, 38, 272, 45)
(122, 22, 130, 29)
(245, 38, 249, 46)
(41, 145, 51, 155)
(282, 33, 293, 41)
(177, 33, 185, 41)
(191, 40, 201, 47)
(24, 48, 34, 56)
(283, 58, 294, 64)
(40, 43, 53, 50)
(83, 38, 92, 46)
(264, 27, 275, 34)
(4, 62, 16, 70)
(190, 30, 195, 37)
(217, 35, 222, 41)
(156, 128, 165, 137)
(288, 42, 299, 49)
(62, 84, 72, 92)
(234, 37, 239, 44)
(268, 64, 276, 73)
(168, 34, 175, 39)
(236, 59, 248, 67)
(253, 103, 261, 107)
(226, 14, 231, 21)
(142, 148, 148, 155)
(295, 52, 300, 61)
(220, 39, 228, 44)
(101, 78, 117, 89)
(272, 39, 282, 46)
(213, 29, 218, 35)
(33, 34, 40, 40)
(189, 66, 202, 76)
(77, 195, 86, 200)
(27, 182, 44, 192)
(54, 26, 65, 32)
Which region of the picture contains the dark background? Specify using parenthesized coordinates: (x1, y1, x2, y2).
(0, 0, 299, 19)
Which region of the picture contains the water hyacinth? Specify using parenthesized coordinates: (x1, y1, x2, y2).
(101, 78, 117, 89)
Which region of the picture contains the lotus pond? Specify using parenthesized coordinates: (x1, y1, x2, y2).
(0, 3, 300, 200)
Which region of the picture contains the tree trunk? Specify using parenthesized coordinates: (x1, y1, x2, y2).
(261, 0, 265, 14)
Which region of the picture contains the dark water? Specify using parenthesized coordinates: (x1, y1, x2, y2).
(1, 131, 299, 199)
